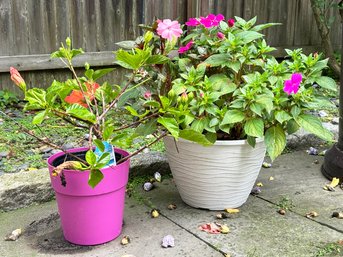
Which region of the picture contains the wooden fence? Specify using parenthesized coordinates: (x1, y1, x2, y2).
(0, 0, 341, 94)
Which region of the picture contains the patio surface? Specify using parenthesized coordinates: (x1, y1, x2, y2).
(1, 150, 343, 257)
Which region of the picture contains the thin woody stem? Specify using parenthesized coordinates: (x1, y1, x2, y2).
(0, 111, 88, 165)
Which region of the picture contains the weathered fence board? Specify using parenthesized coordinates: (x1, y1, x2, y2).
(0, 0, 341, 93)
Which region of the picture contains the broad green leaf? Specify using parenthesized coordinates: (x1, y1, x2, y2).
(205, 132, 217, 144)
(66, 104, 96, 123)
(93, 68, 115, 81)
(295, 114, 333, 141)
(286, 119, 299, 134)
(235, 31, 263, 44)
(126, 106, 139, 116)
(251, 23, 281, 32)
(86, 150, 97, 165)
(135, 119, 157, 136)
(146, 55, 169, 65)
(291, 105, 301, 118)
(159, 96, 170, 109)
(191, 118, 206, 133)
(209, 117, 219, 127)
(265, 125, 286, 161)
(115, 48, 150, 70)
(179, 129, 213, 146)
(144, 100, 161, 108)
(222, 110, 245, 125)
(250, 103, 263, 116)
(24, 88, 47, 110)
(275, 110, 291, 124)
(178, 58, 192, 72)
(115, 40, 136, 49)
(102, 125, 114, 141)
(256, 95, 273, 113)
(244, 118, 264, 138)
(93, 139, 105, 152)
(226, 61, 241, 73)
(204, 54, 231, 67)
(247, 136, 256, 148)
(95, 153, 111, 169)
(32, 110, 47, 125)
(315, 76, 337, 92)
(157, 117, 179, 138)
(88, 169, 104, 188)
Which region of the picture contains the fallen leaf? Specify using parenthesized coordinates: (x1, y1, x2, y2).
(219, 224, 230, 234)
(269, 176, 274, 181)
(151, 209, 159, 218)
(216, 213, 231, 219)
(256, 182, 263, 187)
(262, 162, 272, 168)
(167, 204, 177, 210)
(323, 177, 340, 191)
(154, 172, 162, 182)
(225, 208, 240, 214)
(199, 223, 221, 234)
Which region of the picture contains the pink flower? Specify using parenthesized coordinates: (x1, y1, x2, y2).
(156, 19, 183, 41)
(144, 91, 152, 99)
(185, 18, 200, 26)
(217, 32, 225, 39)
(283, 73, 302, 95)
(228, 18, 235, 27)
(200, 14, 225, 28)
(178, 40, 194, 54)
(10, 67, 26, 91)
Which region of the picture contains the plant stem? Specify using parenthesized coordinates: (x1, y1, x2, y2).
(113, 113, 159, 131)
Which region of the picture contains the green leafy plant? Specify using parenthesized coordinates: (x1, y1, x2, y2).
(0, 90, 19, 108)
(316, 242, 343, 256)
(117, 15, 336, 161)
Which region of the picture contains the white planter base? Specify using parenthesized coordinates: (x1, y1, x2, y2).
(164, 137, 266, 210)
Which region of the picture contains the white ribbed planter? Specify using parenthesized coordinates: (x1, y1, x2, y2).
(163, 136, 266, 210)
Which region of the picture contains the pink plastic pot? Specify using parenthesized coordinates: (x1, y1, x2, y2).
(47, 147, 130, 246)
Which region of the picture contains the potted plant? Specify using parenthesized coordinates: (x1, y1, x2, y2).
(116, 15, 337, 210)
(9, 37, 169, 245)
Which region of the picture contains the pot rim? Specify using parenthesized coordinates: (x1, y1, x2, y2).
(164, 135, 264, 146)
(47, 146, 129, 172)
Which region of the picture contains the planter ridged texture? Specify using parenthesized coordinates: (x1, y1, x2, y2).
(47, 147, 129, 246)
(164, 137, 266, 210)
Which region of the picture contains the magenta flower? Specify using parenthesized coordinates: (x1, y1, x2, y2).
(228, 18, 235, 27)
(283, 73, 302, 95)
(156, 19, 183, 41)
(217, 32, 225, 39)
(178, 40, 194, 54)
(185, 18, 200, 27)
(200, 14, 225, 28)
(144, 91, 152, 99)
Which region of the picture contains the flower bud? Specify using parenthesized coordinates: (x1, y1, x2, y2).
(144, 91, 152, 99)
(217, 32, 225, 40)
(66, 37, 71, 47)
(168, 89, 176, 99)
(228, 18, 235, 27)
(10, 67, 26, 92)
(188, 92, 194, 101)
(84, 62, 90, 70)
(181, 92, 188, 104)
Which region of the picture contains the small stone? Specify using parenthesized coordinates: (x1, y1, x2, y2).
(306, 147, 318, 155)
(4, 228, 22, 241)
(18, 164, 29, 171)
(50, 149, 61, 155)
(262, 162, 272, 168)
(305, 211, 318, 218)
(161, 235, 175, 248)
(38, 146, 53, 154)
(331, 117, 339, 125)
(332, 212, 343, 219)
(318, 110, 328, 117)
(84, 134, 90, 140)
(216, 213, 231, 219)
(278, 209, 286, 215)
(167, 204, 177, 210)
(154, 172, 162, 182)
(143, 182, 154, 192)
(0, 151, 9, 158)
(143, 148, 150, 153)
(250, 186, 261, 195)
(62, 143, 76, 150)
(121, 235, 130, 245)
(313, 159, 319, 164)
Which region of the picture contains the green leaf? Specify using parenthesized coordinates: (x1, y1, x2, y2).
(251, 23, 281, 32)
(32, 110, 47, 125)
(291, 105, 301, 118)
(222, 110, 245, 125)
(265, 125, 286, 161)
(209, 117, 219, 127)
(86, 150, 97, 165)
(93, 139, 105, 152)
(126, 106, 139, 116)
(205, 132, 217, 144)
(95, 153, 111, 169)
(135, 119, 157, 136)
(247, 136, 256, 148)
(145, 55, 169, 65)
(295, 114, 333, 141)
(204, 54, 231, 67)
(191, 118, 206, 133)
(244, 118, 264, 138)
(144, 100, 160, 108)
(179, 129, 213, 146)
(88, 169, 104, 188)
(315, 76, 337, 92)
(93, 68, 115, 81)
(275, 110, 291, 124)
(256, 95, 273, 113)
(235, 31, 264, 44)
(250, 103, 263, 116)
(102, 125, 114, 141)
(159, 96, 170, 109)
(226, 61, 241, 73)
(115, 48, 150, 70)
(66, 104, 96, 123)
(157, 117, 179, 138)
(286, 119, 299, 134)
(24, 88, 47, 110)
(115, 40, 136, 49)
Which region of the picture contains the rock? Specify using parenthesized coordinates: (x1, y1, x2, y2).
(331, 117, 339, 125)
(129, 152, 170, 178)
(18, 163, 29, 171)
(38, 146, 53, 154)
(0, 168, 53, 211)
(318, 110, 328, 117)
(62, 143, 77, 150)
(0, 151, 9, 158)
(50, 149, 62, 155)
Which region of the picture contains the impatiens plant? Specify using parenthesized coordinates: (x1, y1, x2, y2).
(116, 15, 337, 160)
